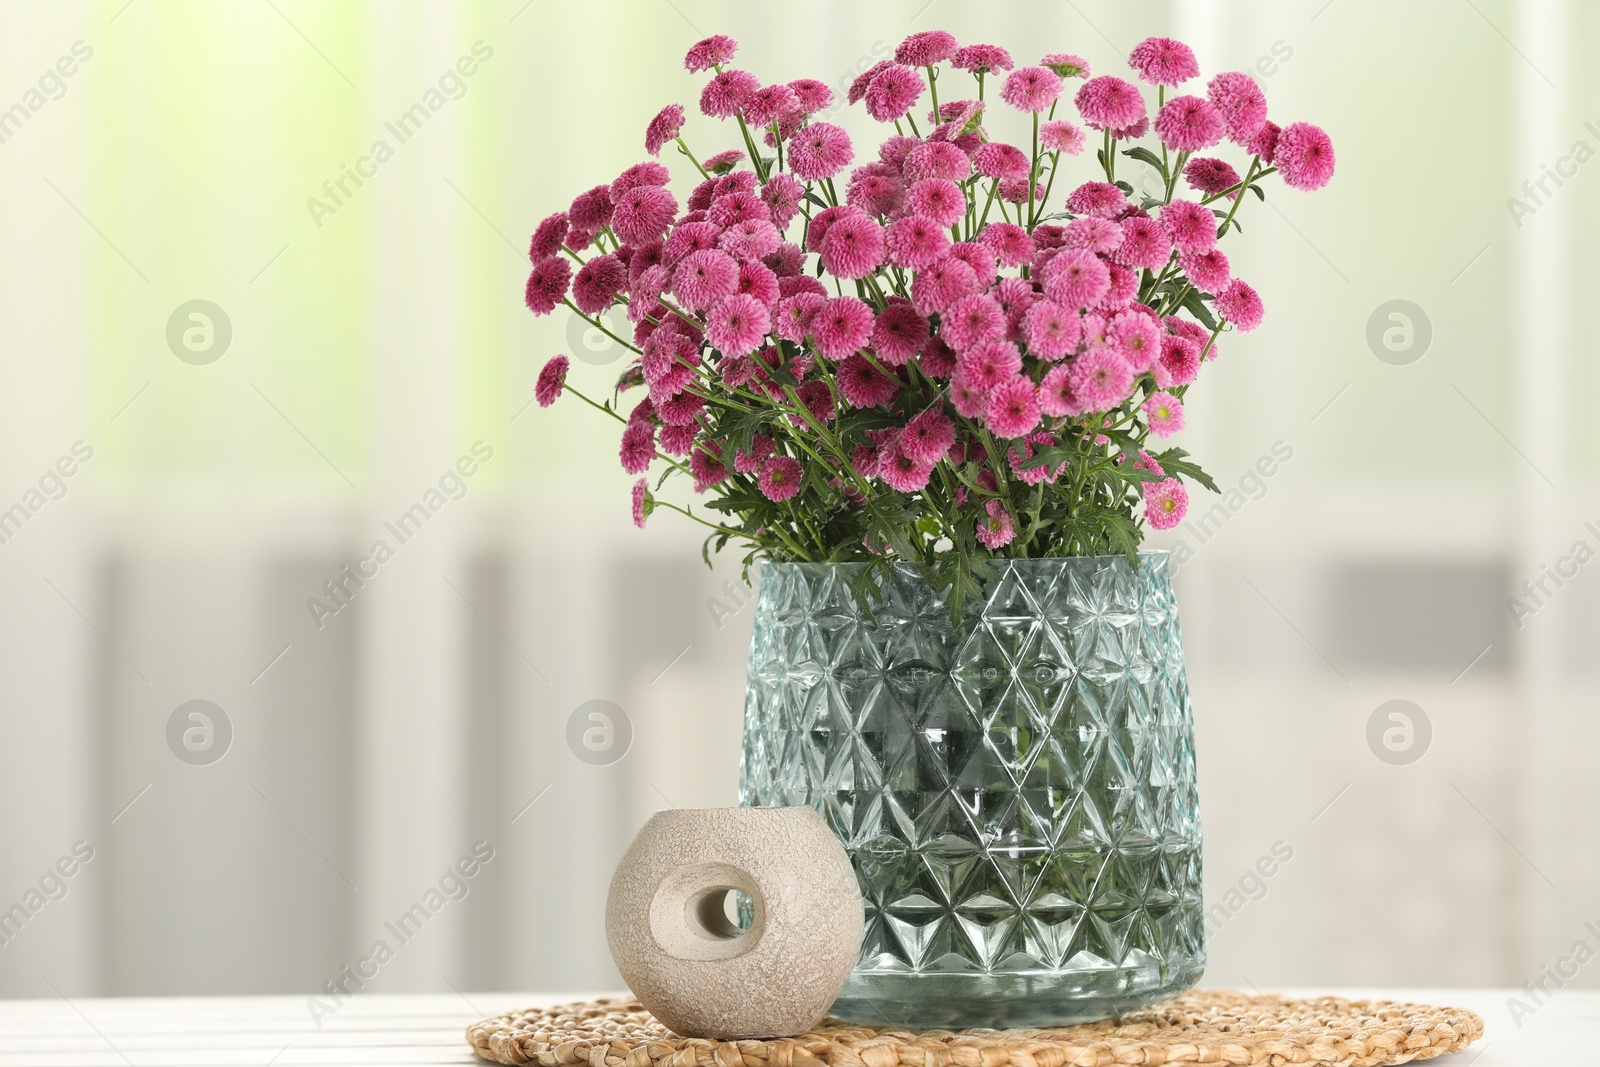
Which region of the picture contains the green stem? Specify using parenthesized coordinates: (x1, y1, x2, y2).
(674, 137, 710, 180)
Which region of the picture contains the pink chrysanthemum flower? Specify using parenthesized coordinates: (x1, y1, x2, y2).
(976, 499, 1015, 549)
(708, 190, 769, 228)
(811, 295, 874, 359)
(1158, 334, 1201, 387)
(932, 97, 984, 131)
(772, 292, 825, 343)
(973, 142, 1031, 181)
(1180, 248, 1231, 295)
(1040, 53, 1091, 78)
(1143, 390, 1185, 436)
(719, 218, 782, 261)
(684, 35, 737, 73)
(836, 353, 899, 409)
(568, 185, 614, 231)
(1110, 116, 1150, 140)
(805, 205, 859, 253)
(952, 44, 1014, 74)
(942, 294, 1007, 352)
(1080, 311, 1113, 352)
(733, 434, 775, 474)
(1064, 217, 1125, 254)
(1128, 37, 1199, 87)
(1096, 262, 1139, 311)
(1113, 216, 1173, 271)
(766, 244, 807, 280)
(901, 410, 955, 465)
(659, 422, 697, 457)
(1143, 477, 1188, 530)
(956, 339, 1022, 392)
(1065, 180, 1130, 219)
(977, 222, 1032, 267)
(878, 445, 935, 493)
(788, 77, 834, 115)
(662, 221, 720, 265)
(864, 65, 925, 123)
(572, 253, 627, 315)
(535, 355, 569, 407)
(700, 69, 761, 119)
(997, 177, 1042, 204)
(789, 122, 855, 180)
(1159, 199, 1218, 254)
(948, 242, 997, 287)
(609, 161, 671, 204)
(985, 377, 1041, 438)
(1207, 71, 1269, 142)
(948, 374, 989, 417)
(707, 293, 770, 357)
(1022, 299, 1081, 360)
(903, 140, 970, 183)
(1184, 156, 1242, 199)
(611, 185, 678, 245)
(690, 439, 727, 490)
(820, 213, 886, 279)
(528, 211, 569, 261)
(1000, 66, 1063, 113)
(674, 248, 740, 312)
(1039, 120, 1087, 154)
(1246, 119, 1282, 163)
(877, 134, 920, 168)
(1110, 309, 1163, 370)
(645, 104, 685, 157)
(909, 254, 979, 314)
(702, 148, 746, 174)
(1069, 348, 1133, 411)
(755, 454, 800, 501)
(1040, 249, 1111, 310)
(630, 478, 650, 528)
(737, 261, 780, 307)
(1165, 315, 1218, 361)
(847, 169, 903, 216)
(906, 178, 966, 227)
(523, 257, 571, 316)
(754, 176, 800, 229)
(1154, 95, 1226, 152)
(885, 215, 951, 270)
(897, 30, 959, 66)
(847, 60, 895, 105)
(1039, 364, 1085, 417)
(1275, 122, 1336, 191)
(1216, 279, 1265, 330)
(619, 420, 657, 474)
(872, 299, 931, 365)
(742, 83, 799, 126)
(1075, 75, 1146, 131)
(992, 275, 1037, 313)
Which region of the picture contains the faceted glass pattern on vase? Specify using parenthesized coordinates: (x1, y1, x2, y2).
(739, 555, 1204, 1028)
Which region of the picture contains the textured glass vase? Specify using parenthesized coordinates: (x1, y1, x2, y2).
(739, 554, 1203, 1028)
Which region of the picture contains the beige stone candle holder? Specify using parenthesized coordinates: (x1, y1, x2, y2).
(604, 806, 862, 1040)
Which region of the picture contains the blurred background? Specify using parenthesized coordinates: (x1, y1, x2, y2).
(1, 0, 1595, 1019)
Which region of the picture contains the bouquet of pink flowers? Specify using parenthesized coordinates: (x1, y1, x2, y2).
(528, 30, 1333, 610)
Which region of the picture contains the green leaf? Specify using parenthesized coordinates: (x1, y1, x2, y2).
(1180, 287, 1219, 331)
(1250, 184, 1265, 201)
(1121, 145, 1169, 180)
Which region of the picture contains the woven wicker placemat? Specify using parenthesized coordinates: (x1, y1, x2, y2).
(467, 992, 1483, 1067)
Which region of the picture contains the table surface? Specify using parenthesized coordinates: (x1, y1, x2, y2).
(0, 989, 1587, 1065)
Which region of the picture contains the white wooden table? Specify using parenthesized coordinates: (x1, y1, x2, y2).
(0, 990, 1588, 1065)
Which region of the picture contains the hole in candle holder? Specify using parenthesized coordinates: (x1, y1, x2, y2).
(687, 887, 753, 941)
